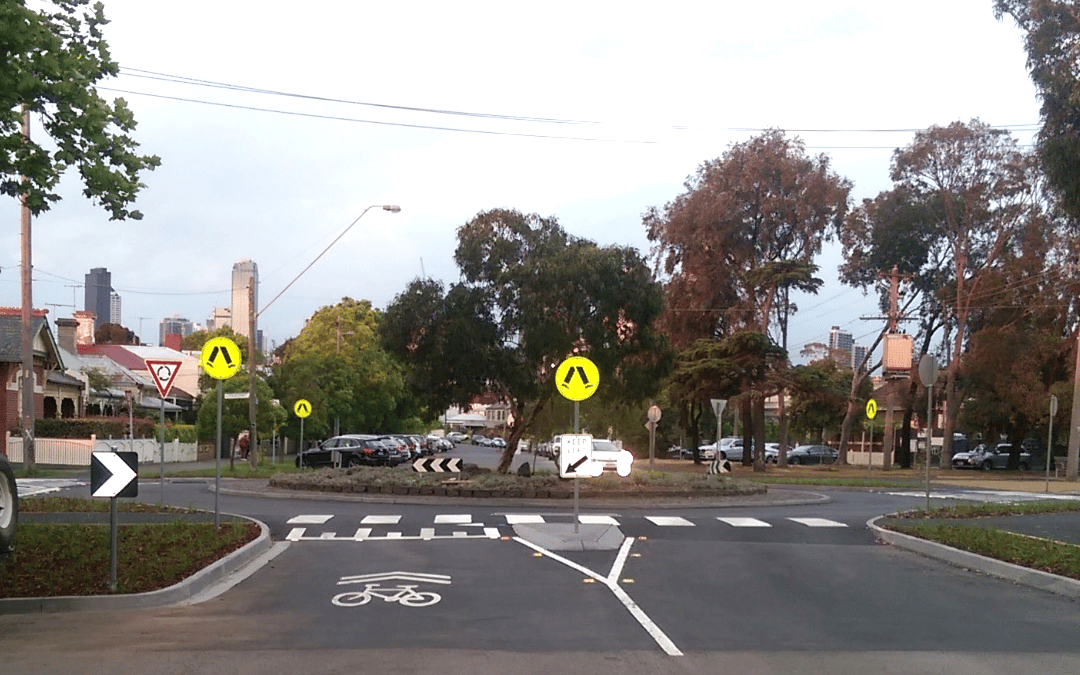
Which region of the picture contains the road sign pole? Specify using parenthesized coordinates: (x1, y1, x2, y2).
(574, 401, 580, 534)
(110, 494, 118, 592)
(159, 397, 165, 506)
(215, 380, 222, 530)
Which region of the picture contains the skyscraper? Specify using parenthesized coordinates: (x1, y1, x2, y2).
(231, 260, 258, 341)
(109, 291, 122, 325)
(828, 325, 854, 365)
(84, 267, 111, 331)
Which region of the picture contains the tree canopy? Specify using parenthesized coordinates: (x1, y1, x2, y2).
(382, 208, 670, 473)
(1, 0, 159, 218)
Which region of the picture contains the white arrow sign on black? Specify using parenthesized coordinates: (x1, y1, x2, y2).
(91, 451, 139, 498)
(412, 457, 463, 473)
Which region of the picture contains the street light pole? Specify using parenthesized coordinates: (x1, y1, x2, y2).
(250, 204, 400, 462)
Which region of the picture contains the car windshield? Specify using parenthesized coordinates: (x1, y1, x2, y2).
(592, 440, 618, 452)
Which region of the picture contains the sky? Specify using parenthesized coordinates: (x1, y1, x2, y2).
(1, 0, 1042, 362)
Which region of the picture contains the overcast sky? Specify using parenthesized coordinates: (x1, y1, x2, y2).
(2, 0, 1041, 362)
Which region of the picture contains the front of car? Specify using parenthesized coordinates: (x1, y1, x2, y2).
(591, 439, 634, 477)
(950, 444, 986, 470)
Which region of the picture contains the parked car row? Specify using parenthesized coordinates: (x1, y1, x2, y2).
(951, 443, 1032, 471)
(296, 433, 447, 469)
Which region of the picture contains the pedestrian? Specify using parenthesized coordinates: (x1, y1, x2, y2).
(239, 432, 250, 460)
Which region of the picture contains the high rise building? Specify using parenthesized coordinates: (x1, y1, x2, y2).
(160, 314, 194, 345)
(828, 325, 853, 360)
(230, 260, 258, 340)
(207, 307, 231, 332)
(84, 267, 111, 331)
(109, 291, 122, 325)
(852, 344, 869, 370)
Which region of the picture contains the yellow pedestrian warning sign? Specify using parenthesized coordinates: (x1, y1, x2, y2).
(294, 399, 312, 418)
(866, 398, 878, 420)
(201, 337, 242, 380)
(555, 356, 599, 401)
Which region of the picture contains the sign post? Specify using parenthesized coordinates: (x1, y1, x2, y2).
(647, 404, 662, 466)
(555, 356, 600, 533)
(918, 355, 939, 511)
(865, 398, 877, 477)
(201, 338, 242, 529)
(1046, 394, 1059, 493)
(91, 447, 137, 591)
(145, 359, 182, 506)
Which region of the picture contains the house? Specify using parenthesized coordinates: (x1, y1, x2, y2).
(0, 308, 69, 434)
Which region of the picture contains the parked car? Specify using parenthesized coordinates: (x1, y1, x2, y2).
(701, 438, 744, 461)
(786, 444, 838, 465)
(667, 445, 693, 459)
(591, 439, 634, 477)
(296, 435, 402, 468)
(446, 431, 467, 444)
(764, 443, 779, 463)
(491, 437, 506, 448)
(550, 435, 563, 458)
(951, 443, 1032, 471)
(0, 449, 16, 552)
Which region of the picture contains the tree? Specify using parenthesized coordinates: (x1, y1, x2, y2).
(195, 372, 278, 464)
(995, 1, 1080, 220)
(382, 209, 670, 473)
(94, 322, 138, 345)
(1, 0, 160, 218)
(887, 120, 1049, 466)
(644, 129, 851, 462)
(273, 298, 410, 441)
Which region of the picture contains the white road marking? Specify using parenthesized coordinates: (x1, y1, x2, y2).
(578, 515, 619, 525)
(717, 517, 771, 527)
(513, 535, 683, 657)
(287, 515, 334, 524)
(434, 514, 472, 524)
(361, 515, 402, 525)
(788, 517, 848, 528)
(645, 516, 694, 527)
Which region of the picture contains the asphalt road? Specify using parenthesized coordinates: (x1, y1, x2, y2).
(4, 466, 1080, 674)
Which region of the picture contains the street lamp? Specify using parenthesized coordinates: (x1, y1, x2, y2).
(247, 204, 401, 467)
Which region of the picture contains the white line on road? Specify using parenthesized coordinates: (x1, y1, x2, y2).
(787, 517, 848, 527)
(717, 517, 771, 527)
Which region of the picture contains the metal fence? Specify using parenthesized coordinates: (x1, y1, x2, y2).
(4, 433, 198, 465)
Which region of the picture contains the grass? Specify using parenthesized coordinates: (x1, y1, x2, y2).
(164, 460, 300, 480)
(0, 497, 260, 599)
(878, 500, 1080, 581)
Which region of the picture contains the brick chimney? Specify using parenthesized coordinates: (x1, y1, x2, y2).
(55, 317, 78, 353)
(73, 310, 96, 345)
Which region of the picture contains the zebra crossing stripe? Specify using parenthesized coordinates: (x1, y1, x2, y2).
(578, 515, 620, 525)
(718, 517, 770, 527)
(787, 517, 847, 527)
(361, 515, 401, 525)
(646, 516, 694, 526)
(434, 514, 472, 524)
(505, 514, 546, 524)
(287, 515, 333, 524)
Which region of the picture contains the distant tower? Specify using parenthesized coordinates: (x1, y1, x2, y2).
(109, 291, 122, 325)
(230, 260, 258, 340)
(84, 267, 111, 331)
(160, 314, 194, 345)
(828, 325, 854, 365)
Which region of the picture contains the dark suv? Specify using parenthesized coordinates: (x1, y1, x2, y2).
(296, 435, 400, 468)
(1, 450, 17, 552)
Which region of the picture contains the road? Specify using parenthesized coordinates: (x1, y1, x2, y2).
(4, 449, 1080, 674)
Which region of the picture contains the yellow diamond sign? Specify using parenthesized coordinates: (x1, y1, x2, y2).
(555, 356, 599, 402)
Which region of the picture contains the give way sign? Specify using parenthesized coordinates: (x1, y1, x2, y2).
(145, 359, 182, 398)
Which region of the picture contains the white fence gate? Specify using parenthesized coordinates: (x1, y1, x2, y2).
(5, 433, 197, 466)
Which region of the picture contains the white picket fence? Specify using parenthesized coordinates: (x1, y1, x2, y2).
(5, 433, 197, 466)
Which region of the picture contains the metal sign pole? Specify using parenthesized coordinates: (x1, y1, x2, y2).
(159, 397, 165, 506)
(110, 495, 118, 592)
(214, 380, 222, 530)
(1046, 395, 1058, 492)
(574, 400, 580, 534)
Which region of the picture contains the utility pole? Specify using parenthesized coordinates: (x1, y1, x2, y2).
(247, 279, 258, 469)
(20, 106, 35, 470)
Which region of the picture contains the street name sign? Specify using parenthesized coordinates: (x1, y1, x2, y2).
(91, 451, 138, 498)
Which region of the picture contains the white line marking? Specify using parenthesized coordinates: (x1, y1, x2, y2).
(483, 527, 500, 539)
(287, 515, 334, 524)
(578, 515, 619, 525)
(434, 514, 472, 524)
(788, 517, 848, 528)
(645, 516, 694, 527)
(718, 517, 771, 527)
(319, 532, 337, 539)
(361, 515, 402, 525)
(505, 514, 546, 524)
(385, 532, 403, 539)
(285, 527, 306, 541)
(420, 527, 435, 540)
(513, 536, 682, 657)
(353, 528, 372, 540)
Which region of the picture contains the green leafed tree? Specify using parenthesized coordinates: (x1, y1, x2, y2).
(382, 209, 671, 473)
(1, 0, 160, 218)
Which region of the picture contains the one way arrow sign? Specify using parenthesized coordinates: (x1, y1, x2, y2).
(91, 451, 139, 498)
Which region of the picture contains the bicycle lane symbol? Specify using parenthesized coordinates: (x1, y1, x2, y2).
(331, 571, 451, 608)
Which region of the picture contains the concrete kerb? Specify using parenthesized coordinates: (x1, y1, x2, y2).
(867, 515, 1080, 600)
(0, 514, 280, 615)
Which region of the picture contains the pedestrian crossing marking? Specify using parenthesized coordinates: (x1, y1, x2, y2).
(361, 515, 402, 525)
(787, 517, 847, 528)
(505, 514, 546, 524)
(718, 517, 771, 528)
(287, 515, 334, 524)
(578, 515, 619, 525)
(646, 516, 694, 527)
(434, 514, 472, 524)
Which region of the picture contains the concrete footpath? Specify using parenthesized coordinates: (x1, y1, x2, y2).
(5, 461, 1080, 612)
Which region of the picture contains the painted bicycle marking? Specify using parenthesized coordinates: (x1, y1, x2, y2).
(331, 571, 451, 608)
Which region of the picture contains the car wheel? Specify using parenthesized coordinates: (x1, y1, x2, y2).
(790, 456, 801, 465)
(981, 460, 993, 471)
(0, 456, 18, 553)
(346, 455, 362, 468)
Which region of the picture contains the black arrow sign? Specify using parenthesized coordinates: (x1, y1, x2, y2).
(208, 345, 234, 367)
(412, 457, 463, 473)
(567, 455, 588, 473)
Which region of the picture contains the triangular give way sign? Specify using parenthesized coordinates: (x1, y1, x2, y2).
(145, 359, 183, 398)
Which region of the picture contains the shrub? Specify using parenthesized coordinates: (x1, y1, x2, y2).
(33, 417, 156, 439)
